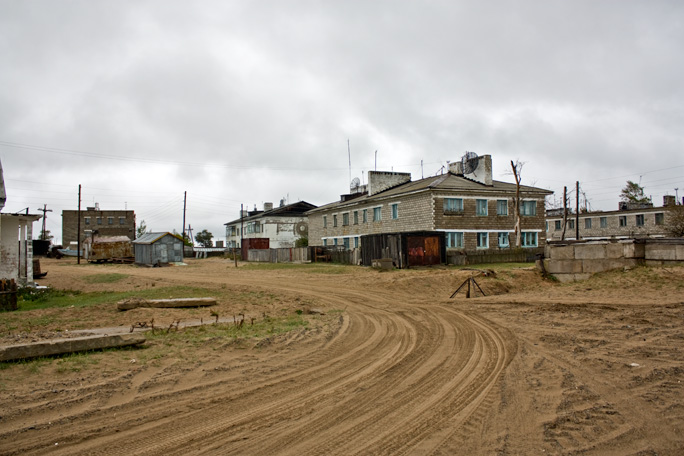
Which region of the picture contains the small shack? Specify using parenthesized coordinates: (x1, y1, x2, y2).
(132, 232, 184, 266)
(360, 231, 445, 269)
(83, 235, 133, 262)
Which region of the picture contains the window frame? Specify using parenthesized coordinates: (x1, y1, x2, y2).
(619, 216, 627, 227)
(373, 206, 382, 222)
(600, 217, 608, 228)
(446, 232, 464, 249)
(476, 232, 489, 249)
(391, 203, 399, 220)
(555, 220, 562, 230)
(444, 198, 464, 214)
(521, 232, 538, 248)
(635, 214, 644, 227)
(655, 212, 664, 225)
(521, 200, 537, 216)
(496, 200, 508, 216)
(584, 218, 592, 229)
(342, 212, 349, 226)
(498, 232, 510, 248)
(476, 199, 488, 216)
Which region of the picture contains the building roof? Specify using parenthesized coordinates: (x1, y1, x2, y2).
(308, 172, 553, 213)
(132, 232, 184, 245)
(225, 201, 317, 225)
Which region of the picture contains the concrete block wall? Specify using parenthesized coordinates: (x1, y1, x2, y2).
(545, 239, 684, 282)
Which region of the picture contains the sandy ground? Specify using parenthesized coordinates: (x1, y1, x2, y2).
(1, 257, 683, 455)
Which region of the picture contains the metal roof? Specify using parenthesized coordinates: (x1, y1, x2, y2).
(132, 232, 184, 245)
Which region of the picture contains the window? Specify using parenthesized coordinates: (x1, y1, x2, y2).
(354, 237, 359, 248)
(522, 232, 538, 247)
(600, 217, 608, 228)
(343, 238, 350, 249)
(521, 200, 537, 216)
(636, 214, 644, 227)
(108, 217, 114, 225)
(85, 217, 90, 225)
(655, 213, 664, 225)
(497, 200, 508, 216)
(444, 198, 463, 213)
(546, 222, 549, 231)
(97, 217, 102, 225)
(569, 219, 575, 230)
(555, 220, 561, 230)
(619, 216, 627, 227)
(353, 211, 359, 225)
(584, 218, 592, 229)
(333, 215, 338, 227)
(498, 232, 509, 248)
(342, 213, 349, 226)
(334, 238, 338, 246)
(446, 232, 463, 248)
(391, 203, 399, 219)
(119, 217, 125, 225)
(476, 199, 488, 216)
(323, 239, 328, 246)
(323, 216, 327, 228)
(373, 207, 382, 221)
(477, 232, 489, 249)
(362, 209, 367, 223)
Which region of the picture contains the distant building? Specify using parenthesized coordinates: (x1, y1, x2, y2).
(224, 201, 316, 254)
(546, 196, 678, 241)
(62, 203, 136, 246)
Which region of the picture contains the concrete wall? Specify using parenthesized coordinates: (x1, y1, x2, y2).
(0, 214, 38, 286)
(543, 239, 684, 282)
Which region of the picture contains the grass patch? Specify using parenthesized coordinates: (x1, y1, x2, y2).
(14, 286, 216, 312)
(81, 273, 129, 284)
(452, 262, 537, 271)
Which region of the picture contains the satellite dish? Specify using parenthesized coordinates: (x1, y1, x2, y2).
(350, 177, 361, 191)
(295, 221, 308, 235)
(461, 151, 479, 174)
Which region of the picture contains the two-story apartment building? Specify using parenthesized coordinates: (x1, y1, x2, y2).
(307, 155, 553, 256)
(225, 200, 316, 252)
(546, 197, 678, 241)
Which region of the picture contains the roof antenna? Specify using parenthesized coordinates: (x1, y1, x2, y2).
(375, 150, 377, 171)
(347, 139, 352, 186)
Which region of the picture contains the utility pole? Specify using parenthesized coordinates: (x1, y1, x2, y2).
(37, 204, 52, 241)
(575, 181, 580, 241)
(77, 185, 82, 264)
(240, 203, 244, 263)
(561, 186, 568, 241)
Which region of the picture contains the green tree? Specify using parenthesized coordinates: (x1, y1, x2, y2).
(620, 180, 650, 204)
(38, 229, 54, 241)
(295, 236, 308, 248)
(666, 205, 684, 237)
(195, 229, 214, 247)
(136, 220, 149, 238)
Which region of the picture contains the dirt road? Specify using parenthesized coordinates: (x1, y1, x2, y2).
(1, 259, 683, 455)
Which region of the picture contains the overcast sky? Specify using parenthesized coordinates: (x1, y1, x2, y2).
(1, 1, 682, 244)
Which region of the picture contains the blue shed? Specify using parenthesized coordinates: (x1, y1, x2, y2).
(133, 232, 184, 265)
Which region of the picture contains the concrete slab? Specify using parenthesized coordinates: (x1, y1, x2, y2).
(622, 242, 645, 259)
(676, 245, 684, 261)
(645, 245, 676, 261)
(0, 333, 145, 362)
(575, 244, 607, 260)
(117, 297, 217, 311)
(549, 245, 575, 260)
(552, 273, 592, 283)
(544, 259, 583, 274)
(605, 243, 625, 259)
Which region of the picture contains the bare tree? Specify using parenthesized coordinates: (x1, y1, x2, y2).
(666, 205, 684, 237)
(510, 160, 524, 248)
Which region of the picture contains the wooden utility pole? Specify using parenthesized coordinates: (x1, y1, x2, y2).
(182, 191, 187, 242)
(561, 186, 568, 241)
(77, 185, 82, 264)
(575, 181, 580, 240)
(37, 204, 52, 240)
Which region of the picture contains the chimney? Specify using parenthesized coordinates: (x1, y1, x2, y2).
(664, 195, 676, 207)
(449, 154, 493, 186)
(264, 202, 273, 211)
(367, 171, 411, 196)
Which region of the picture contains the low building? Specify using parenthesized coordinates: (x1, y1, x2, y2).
(132, 232, 184, 265)
(307, 154, 553, 265)
(546, 197, 677, 241)
(224, 201, 316, 256)
(0, 160, 42, 285)
(62, 203, 136, 246)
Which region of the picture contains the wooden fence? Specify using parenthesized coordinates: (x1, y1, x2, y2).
(0, 279, 18, 311)
(247, 248, 310, 263)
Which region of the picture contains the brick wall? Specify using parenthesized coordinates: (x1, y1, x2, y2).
(547, 208, 669, 241)
(62, 209, 136, 245)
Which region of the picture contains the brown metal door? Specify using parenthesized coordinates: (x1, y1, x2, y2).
(407, 236, 441, 267)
